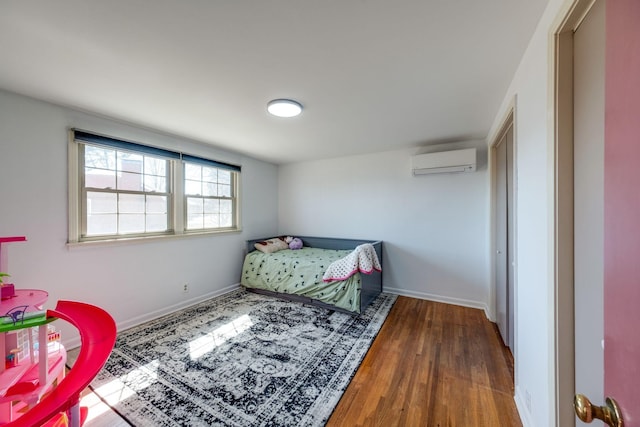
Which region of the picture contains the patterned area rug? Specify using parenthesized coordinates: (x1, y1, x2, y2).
(77, 288, 396, 426)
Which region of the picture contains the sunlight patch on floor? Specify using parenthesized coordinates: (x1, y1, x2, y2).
(189, 314, 253, 359)
(92, 359, 160, 405)
(80, 391, 114, 424)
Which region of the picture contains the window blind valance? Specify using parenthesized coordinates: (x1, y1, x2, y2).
(73, 129, 241, 172)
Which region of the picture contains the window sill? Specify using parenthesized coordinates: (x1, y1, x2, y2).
(66, 228, 242, 249)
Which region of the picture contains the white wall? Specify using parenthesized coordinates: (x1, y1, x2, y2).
(0, 89, 279, 348)
(278, 141, 491, 312)
(487, 0, 574, 426)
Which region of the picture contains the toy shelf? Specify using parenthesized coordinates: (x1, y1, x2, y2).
(0, 315, 65, 424)
(0, 346, 66, 404)
(0, 289, 50, 372)
(0, 286, 65, 425)
(0, 351, 67, 424)
(0, 316, 53, 334)
(0, 346, 65, 399)
(0, 236, 116, 426)
(3, 301, 116, 427)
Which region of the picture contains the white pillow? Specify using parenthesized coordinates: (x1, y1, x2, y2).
(254, 237, 289, 254)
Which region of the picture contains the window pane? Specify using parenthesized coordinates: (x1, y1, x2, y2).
(146, 195, 167, 214)
(218, 170, 231, 185)
(204, 199, 219, 214)
(185, 179, 201, 195)
(144, 175, 166, 193)
(87, 192, 117, 214)
(185, 163, 201, 180)
(119, 194, 145, 213)
(147, 213, 168, 232)
(187, 197, 203, 214)
(87, 214, 117, 235)
(220, 213, 233, 228)
(220, 200, 232, 214)
(203, 182, 217, 197)
(218, 184, 231, 197)
(86, 190, 117, 235)
(187, 213, 203, 230)
(85, 146, 116, 170)
(119, 214, 145, 234)
(85, 168, 116, 189)
(144, 157, 166, 176)
(202, 167, 217, 183)
(118, 171, 144, 191)
(204, 214, 219, 228)
(186, 197, 204, 230)
(119, 153, 143, 173)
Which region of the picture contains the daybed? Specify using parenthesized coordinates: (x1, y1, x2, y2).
(241, 236, 383, 314)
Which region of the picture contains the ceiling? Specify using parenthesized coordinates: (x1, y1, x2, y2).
(0, 1, 548, 165)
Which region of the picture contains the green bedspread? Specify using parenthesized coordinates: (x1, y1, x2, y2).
(241, 247, 362, 313)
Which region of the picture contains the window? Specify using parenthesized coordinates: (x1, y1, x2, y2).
(82, 144, 171, 237)
(69, 130, 241, 243)
(184, 162, 235, 231)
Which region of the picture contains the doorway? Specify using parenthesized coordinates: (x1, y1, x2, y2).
(572, 0, 605, 417)
(553, 0, 632, 425)
(493, 114, 515, 352)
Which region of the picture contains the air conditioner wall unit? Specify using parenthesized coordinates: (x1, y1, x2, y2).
(411, 148, 477, 175)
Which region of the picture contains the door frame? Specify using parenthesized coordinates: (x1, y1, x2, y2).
(552, 0, 598, 426)
(489, 103, 517, 354)
(489, 107, 516, 340)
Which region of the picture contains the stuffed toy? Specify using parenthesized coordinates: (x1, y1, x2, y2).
(284, 236, 293, 244)
(254, 237, 289, 254)
(289, 237, 303, 250)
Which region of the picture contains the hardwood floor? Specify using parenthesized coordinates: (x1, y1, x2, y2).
(75, 296, 519, 426)
(327, 296, 521, 427)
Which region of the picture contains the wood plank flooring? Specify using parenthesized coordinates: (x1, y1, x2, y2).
(327, 296, 521, 427)
(76, 295, 519, 426)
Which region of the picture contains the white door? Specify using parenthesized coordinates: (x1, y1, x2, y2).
(495, 122, 514, 350)
(495, 133, 508, 347)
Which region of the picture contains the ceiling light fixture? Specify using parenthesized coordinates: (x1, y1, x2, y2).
(267, 99, 303, 118)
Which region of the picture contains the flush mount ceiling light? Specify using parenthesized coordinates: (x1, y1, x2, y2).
(267, 99, 303, 118)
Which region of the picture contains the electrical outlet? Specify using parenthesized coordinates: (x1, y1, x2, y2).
(182, 283, 189, 293)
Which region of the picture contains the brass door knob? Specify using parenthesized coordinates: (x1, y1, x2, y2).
(574, 394, 624, 427)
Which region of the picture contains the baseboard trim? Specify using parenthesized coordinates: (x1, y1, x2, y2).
(514, 386, 534, 427)
(383, 286, 491, 319)
(65, 285, 490, 347)
(64, 283, 241, 350)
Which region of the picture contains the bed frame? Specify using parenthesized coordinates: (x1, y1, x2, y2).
(244, 236, 383, 315)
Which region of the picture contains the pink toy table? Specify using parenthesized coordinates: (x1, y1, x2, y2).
(0, 289, 48, 312)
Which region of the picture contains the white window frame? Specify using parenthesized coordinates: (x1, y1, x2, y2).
(183, 161, 238, 232)
(68, 130, 241, 244)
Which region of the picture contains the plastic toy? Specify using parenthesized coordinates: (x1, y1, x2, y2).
(0, 237, 116, 426)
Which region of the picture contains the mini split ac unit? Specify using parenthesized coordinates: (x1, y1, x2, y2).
(411, 148, 477, 175)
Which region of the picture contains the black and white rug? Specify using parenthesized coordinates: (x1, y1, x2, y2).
(79, 288, 397, 426)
